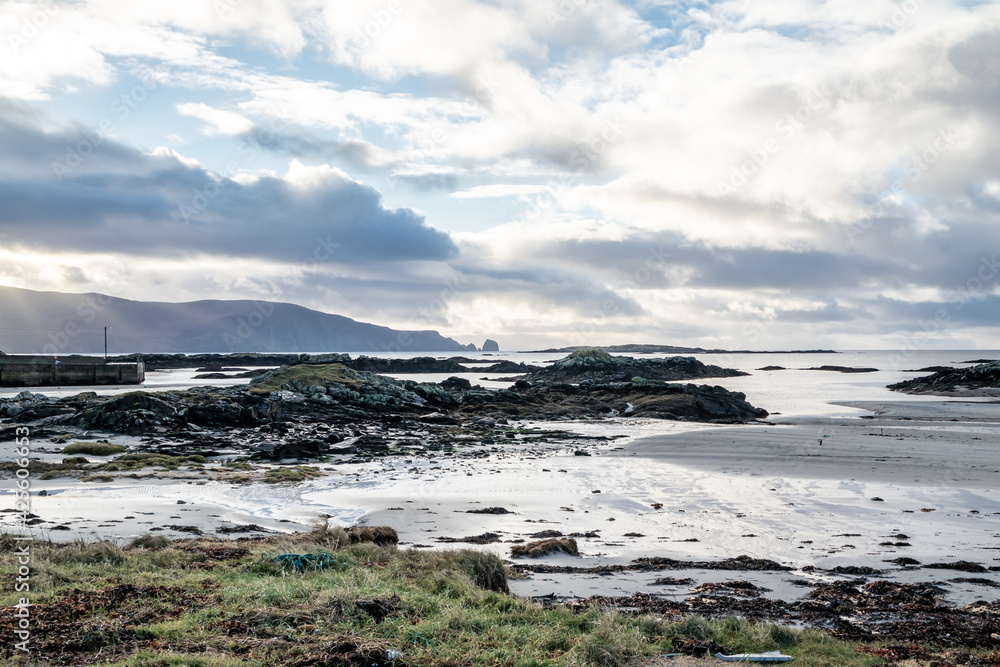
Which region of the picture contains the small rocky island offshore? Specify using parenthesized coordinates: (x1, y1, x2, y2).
(1, 349, 766, 465)
(888, 360, 1000, 396)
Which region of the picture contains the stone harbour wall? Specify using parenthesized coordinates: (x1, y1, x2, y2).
(0, 356, 144, 387)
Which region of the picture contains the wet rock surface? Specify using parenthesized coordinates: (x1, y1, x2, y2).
(532, 575, 1000, 650)
(0, 355, 766, 468)
(889, 361, 1000, 395)
(519, 348, 749, 384)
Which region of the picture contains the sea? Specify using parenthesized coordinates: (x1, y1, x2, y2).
(2, 349, 998, 421)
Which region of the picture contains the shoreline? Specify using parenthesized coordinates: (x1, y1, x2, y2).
(2, 368, 998, 633)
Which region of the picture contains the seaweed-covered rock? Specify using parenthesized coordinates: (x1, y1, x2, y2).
(511, 538, 579, 558)
(525, 348, 748, 383)
(888, 361, 1000, 395)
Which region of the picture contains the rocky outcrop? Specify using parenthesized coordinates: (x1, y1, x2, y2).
(806, 365, 879, 373)
(888, 362, 1000, 395)
(343, 356, 468, 374)
(480, 360, 540, 374)
(454, 378, 767, 423)
(482, 339, 500, 352)
(524, 348, 748, 383)
(0, 357, 767, 461)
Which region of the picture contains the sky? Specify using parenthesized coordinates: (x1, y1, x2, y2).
(0, 0, 998, 351)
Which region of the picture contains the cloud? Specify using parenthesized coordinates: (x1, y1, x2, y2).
(0, 103, 457, 265)
(176, 102, 255, 136)
(2, 1, 1000, 349)
(448, 184, 551, 199)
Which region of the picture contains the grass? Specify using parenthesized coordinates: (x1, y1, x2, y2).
(0, 528, 897, 667)
(248, 363, 359, 395)
(97, 453, 207, 472)
(262, 465, 324, 484)
(62, 441, 128, 456)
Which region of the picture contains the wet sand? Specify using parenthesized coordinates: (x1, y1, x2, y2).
(3, 401, 999, 607)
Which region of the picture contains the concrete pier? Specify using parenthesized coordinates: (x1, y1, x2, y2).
(0, 355, 144, 387)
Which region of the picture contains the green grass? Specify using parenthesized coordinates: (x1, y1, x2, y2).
(262, 465, 324, 484)
(97, 453, 207, 471)
(0, 528, 900, 667)
(248, 363, 358, 395)
(81, 474, 116, 482)
(62, 441, 128, 456)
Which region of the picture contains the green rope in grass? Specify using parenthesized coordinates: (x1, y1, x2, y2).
(260, 551, 346, 571)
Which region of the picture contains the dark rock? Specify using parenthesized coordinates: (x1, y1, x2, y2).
(511, 537, 578, 558)
(185, 402, 247, 428)
(885, 557, 921, 566)
(651, 577, 695, 586)
(482, 339, 500, 352)
(216, 523, 270, 534)
(631, 554, 792, 572)
(435, 532, 501, 544)
(271, 440, 325, 459)
(466, 506, 512, 514)
(924, 561, 989, 573)
(440, 376, 473, 392)
(529, 530, 564, 538)
(888, 361, 1000, 395)
(806, 366, 879, 373)
(165, 525, 203, 535)
(526, 348, 748, 383)
(480, 360, 539, 373)
(830, 565, 882, 575)
(345, 356, 468, 374)
(757, 366, 786, 371)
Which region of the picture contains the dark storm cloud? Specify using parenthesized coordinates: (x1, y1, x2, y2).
(0, 103, 457, 264)
(515, 233, 898, 291)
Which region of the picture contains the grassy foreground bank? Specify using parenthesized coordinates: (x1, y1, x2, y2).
(0, 528, 885, 667)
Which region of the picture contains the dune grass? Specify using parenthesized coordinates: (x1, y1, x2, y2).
(0, 529, 890, 667)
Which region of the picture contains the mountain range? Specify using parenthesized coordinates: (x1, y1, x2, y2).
(0, 286, 470, 354)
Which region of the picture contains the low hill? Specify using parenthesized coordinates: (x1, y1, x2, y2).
(0, 285, 467, 353)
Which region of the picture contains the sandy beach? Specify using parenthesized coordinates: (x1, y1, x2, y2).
(6, 394, 999, 610)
